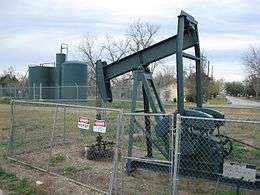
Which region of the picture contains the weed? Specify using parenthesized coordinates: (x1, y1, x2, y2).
(49, 153, 66, 165)
(250, 149, 260, 159)
(62, 165, 93, 177)
(229, 143, 247, 161)
(0, 97, 10, 104)
(211, 189, 245, 195)
(0, 167, 36, 195)
(207, 97, 229, 105)
(62, 166, 78, 176)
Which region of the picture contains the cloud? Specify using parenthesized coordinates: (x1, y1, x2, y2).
(201, 34, 260, 52)
(0, 0, 260, 82)
(212, 61, 245, 82)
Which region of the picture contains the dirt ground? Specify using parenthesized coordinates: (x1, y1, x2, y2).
(0, 104, 102, 195)
(1, 103, 260, 195)
(0, 161, 101, 195)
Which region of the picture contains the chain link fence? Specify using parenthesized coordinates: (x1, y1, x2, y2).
(0, 85, 136, 101)
(109, 112, 176, 195)
(0, 104, 9, 160)
(108, 111, 260, 195)
(174, 116, 260, 195)
(0, 86, 96, 100)
(7, 100, 122, 194)
(204, 105, 260, 121)
(4, 99, 260, 194)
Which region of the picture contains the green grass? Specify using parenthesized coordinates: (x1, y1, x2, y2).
(62, 165, 93, 177)
(0, 140, 8, 148)
(206, 97, 229, 105)
(210, 189, 244, 195)
(62, 166, 78, 176)
(249, 149, 260, 159)
(0, 167, 35, 195)
(49, 153, 66, 165)
(99, 97, 228, 111)
(230, 143, 260, 161)
(0, 96, 10, 104)
(65, 99, 143, 111)
(132, 134, 166, 160)
(230, 143, 248, 161)
(179, 180, 245, 195)
(240, 96, 260, 102)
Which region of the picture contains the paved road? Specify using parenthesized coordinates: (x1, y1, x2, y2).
(226, 96, 260, 107)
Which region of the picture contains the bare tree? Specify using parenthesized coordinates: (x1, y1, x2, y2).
(242, 46, 260, 99)
(0, 66, 20, 87)
(78, 20, 161, 88)
(243, 47, 260, 77)
(108, 20, 161, 87)
(111, 19, 161, 88)
(153, 65, 176, 102)
(126, 19, 160, 72)
(102, 35, 130, 63)
(78, 35, 130, 103)
(78, 35, 103, 86)
(154, 65, 176, 88)
(102, 36, 131, 86)
(127, 19, 160, 51)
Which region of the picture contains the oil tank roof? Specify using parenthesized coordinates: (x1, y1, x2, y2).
(29, 65, 54, 67)
(62, 61, 87, 65)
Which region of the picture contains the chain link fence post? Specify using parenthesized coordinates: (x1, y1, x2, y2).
(33, 83, 36, 100)
(108, 111, 123, 195)
(172, 113, 181, 195)
(8, 100, 15, 156)
(63, 105, 67, 143)
(14, 86, 17, 99)
(39, 83, 42, 100)
(47, 105, 58, 171)
(169, 113, 175, 194)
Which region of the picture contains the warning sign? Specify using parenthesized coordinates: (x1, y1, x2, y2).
(93, 119, 107, 133)
(77, 117, 90, 130)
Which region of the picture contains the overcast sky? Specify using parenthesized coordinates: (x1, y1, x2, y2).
(1, 0, 260, 81)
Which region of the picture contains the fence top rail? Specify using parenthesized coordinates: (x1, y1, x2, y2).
(21, 98, 97, 102)
(204, 105, 260, 110)
(181, 115, 260, 125)
(122, 112, 260, 124)
(0, 85, 134, 89)
(12, 99, 122, 112)
(123, 112, 173, 116)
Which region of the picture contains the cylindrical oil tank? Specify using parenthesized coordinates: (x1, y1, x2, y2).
(56, 53, 66, 99)
(28, 66, 56, 99)
(61, 61, 87, 99)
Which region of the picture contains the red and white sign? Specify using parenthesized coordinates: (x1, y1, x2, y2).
(93, 119, 107, 133)
(77, 117, 90, 130)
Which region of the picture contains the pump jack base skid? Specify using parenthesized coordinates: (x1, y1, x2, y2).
(126, 158, 260, 191)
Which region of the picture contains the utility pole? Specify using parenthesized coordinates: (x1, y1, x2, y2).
(207, 61, 210, 76)
(211, 64, 213, 79)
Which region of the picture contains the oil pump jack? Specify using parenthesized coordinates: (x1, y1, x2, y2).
(96, 11, 260, 190)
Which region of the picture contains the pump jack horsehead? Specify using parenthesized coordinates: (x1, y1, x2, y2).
(96, 11, 260, 190)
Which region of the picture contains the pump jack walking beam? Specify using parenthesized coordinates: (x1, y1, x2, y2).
(96, 11, 203, 114)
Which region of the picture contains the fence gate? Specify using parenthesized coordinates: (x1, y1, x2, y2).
(109, 112, 177, 195)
